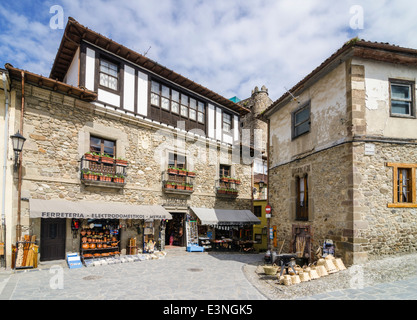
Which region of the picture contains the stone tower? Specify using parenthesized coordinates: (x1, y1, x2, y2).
(238, 85, 272, 153)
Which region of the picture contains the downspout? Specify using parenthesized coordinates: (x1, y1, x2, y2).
(16, 71, 25, 241)
(2, 71, 10, 267)
(266, 118, 271, 251)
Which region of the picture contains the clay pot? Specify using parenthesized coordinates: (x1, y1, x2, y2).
(87, 238, 92, 243)
(80, 230, 87, 236)
(82, 237, 87, 243)
(97, 243, 102, 249)
(111, 236, 117, 242)
(82, 243, 89, 250)
(103, 244, 107, 248)
(89, 243, 96, 249)
(87, 230, 92, 235)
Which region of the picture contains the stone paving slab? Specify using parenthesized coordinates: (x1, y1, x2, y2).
(0, 252, 267, 300)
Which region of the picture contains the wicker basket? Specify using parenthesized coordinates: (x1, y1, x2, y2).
(334, 258, 347, 271)
(263, 264, 280, 275)
(299, 272, 311, 282)
(308, 268, 320, 280)
(291, 274, 301, 284)
(314, 265, 328, 277)
(283, 275, 292, 286)
(324, 259, 338, 274)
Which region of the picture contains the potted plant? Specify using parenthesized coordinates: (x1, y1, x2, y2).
(167, 166, 178, 175)
(115, 157, 128, 166)
(178, 168, 187, 176)
(100, 153, 115, 164)
(114, 174, 125, 183)
(185, 184, 193, 191)
(187, 170, 196, 177)
(220, 176, 229, 183)
(177, 183, 186, 190)
(165, 181, 176, 189)
(234, 179, 241, 185)
(84, 152, 100, 162)
(217, 188, 227, 194)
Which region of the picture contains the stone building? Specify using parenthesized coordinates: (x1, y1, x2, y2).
(238, 86, 273, 251)
(261, 39, 417, 265)
(0, 18, 260, 268)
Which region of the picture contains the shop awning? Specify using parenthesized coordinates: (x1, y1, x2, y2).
(190, 207, 261, 226)
(29, 199, 172, 220)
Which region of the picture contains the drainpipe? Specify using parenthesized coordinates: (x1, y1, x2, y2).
(2, 71, 10, 267)
(16, 71, 25, 242)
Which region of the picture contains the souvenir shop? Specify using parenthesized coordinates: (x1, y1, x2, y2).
(190, 208, 261, 252)
(27, 199, 172, 267)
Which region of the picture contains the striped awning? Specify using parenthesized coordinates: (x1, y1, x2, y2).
(190, 207, 260, 226)
(29, 199, 172, 220)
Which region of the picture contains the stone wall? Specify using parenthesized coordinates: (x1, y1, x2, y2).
(352, 142, 417, 259)
(269, 143, 354, 264)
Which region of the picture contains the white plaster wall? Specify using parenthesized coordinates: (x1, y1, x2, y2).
(207, 104, 215, 139)
(269, 62, 348, 167)
(98, 88, 120, 108)
(353, 58, 417, 139)
(64, 47, 79, 87)
(123, 65, 135, 112)
(85, 48, 95, 91)
(137, 71, 148, 116)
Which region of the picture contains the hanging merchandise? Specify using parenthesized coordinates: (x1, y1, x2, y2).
(322, 239, 335, 257)
(71, 219, 80, 230)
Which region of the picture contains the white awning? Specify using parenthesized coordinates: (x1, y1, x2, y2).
(29, 199, 172, 220)
(190, 207, 261, 226)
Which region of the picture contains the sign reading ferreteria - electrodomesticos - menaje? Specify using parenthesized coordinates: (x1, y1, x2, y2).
(40, 212, 168, 220)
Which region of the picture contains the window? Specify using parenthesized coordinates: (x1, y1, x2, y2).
(223, 113, 232, 132)
(150, 80, 206, 124)
(198, 101, 205, 124)
(390, 80, 415, 117)
(189, 98, 197, 121)
(292, 103, 310, 139)
(387, 163, 417, 208)
(99, 59, 118, 91)
(168, 153, 186, 170)
(90, 136, 115, 157)
(181, 94, 189, 117)
(254, 206, 262, 218)
(296, 175, 308, 221)
(219, 164, 231, 177)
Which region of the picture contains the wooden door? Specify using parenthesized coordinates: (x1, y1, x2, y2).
(40, 219, 66, 261)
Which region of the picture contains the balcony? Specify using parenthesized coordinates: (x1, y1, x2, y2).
(80, 153, 128, 188)
(162, 167, 196, 195)
(215, 177, 241, 198)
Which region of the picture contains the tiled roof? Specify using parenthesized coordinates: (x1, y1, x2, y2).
(5, 63, 97, 101)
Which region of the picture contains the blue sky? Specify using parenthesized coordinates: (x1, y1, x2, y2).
(1, 0, 417, 101)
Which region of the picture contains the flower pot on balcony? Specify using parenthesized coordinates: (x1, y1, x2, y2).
(187, 171, 196, 177)
(178, 169, 187, 176)
(176, 184, 186, 190)
(167, 167, 178, 175)
(85, 152, 100, 162)
(101, 155, 115, 164)
(115, 158, 128, 166)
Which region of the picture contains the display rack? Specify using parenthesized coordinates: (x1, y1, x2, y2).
(186, 221, 198, 246)
(80, 226, 120, 264)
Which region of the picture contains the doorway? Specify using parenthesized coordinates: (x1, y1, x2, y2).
(165, 213, 185, 247)
(40, 218, 66, 261)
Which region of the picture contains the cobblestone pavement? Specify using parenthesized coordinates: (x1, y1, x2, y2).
(1, 251, 416, 300)
(0, 252, 267, 300)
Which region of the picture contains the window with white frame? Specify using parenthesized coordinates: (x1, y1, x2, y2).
(99, 59, 118, 91)
(390, 79, 415, 117)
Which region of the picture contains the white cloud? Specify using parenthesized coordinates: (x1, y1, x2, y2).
(1, 0, 416, 102)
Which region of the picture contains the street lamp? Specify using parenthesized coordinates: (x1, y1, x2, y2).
(10, 131, 26, 172)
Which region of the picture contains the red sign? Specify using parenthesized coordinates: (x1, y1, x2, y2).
(265, 205, 272, 214)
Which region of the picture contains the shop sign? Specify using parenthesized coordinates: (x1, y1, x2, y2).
(40, 211, 167, 220)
